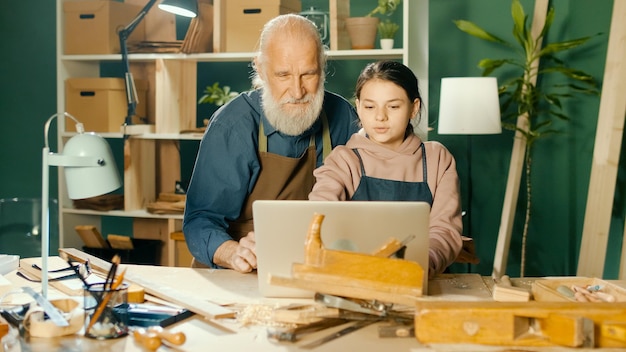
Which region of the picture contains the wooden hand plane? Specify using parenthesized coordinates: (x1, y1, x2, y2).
(269, 213, 424, 306)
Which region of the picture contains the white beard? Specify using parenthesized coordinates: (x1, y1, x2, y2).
(261, 82, 325, 136)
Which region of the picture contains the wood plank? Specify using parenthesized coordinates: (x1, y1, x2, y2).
(124, 138, 156, 211)
(492, 0, 549, 279)
(212, 0, 224, 53)
(154, 59, 197, 133)
(577, 0, 626, 279)
(329, 0, 351, 50)
(59, 248, 234, 319)
(157, 140, 181, 195)
(74, 225, 108, 249)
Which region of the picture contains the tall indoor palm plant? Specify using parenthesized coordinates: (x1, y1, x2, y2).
(454, 0, 599, 276)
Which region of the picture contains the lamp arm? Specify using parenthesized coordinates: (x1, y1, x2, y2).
(44, 112, 83, 148)
(119, 0, 158, 128)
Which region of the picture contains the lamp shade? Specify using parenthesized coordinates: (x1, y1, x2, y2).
(158, 0, 197, 17)
(438, 77, 502, 135)
(62, 133, 121, 200)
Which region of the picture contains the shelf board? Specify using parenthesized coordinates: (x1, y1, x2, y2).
(60, 49, 404, 63)
(62, 207, 183, 220)
(61, 132, 204, 140)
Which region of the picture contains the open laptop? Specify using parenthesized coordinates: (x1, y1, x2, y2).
(252, 200, 430, 298)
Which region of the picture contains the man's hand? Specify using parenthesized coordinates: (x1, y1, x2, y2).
(214, 232, 257, 273)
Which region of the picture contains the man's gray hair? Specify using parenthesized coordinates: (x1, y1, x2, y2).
(251, 14, 327, 89)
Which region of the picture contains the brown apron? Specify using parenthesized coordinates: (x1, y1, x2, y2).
(228, 111, 331, 239)
(192, 112, 331, 268)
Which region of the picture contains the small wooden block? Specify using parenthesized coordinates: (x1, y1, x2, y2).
(128, 283, 146, 303)
(107, 234, 134, 250)
(492, 284, 531, 302)
(75, 225, 109, 249)
(158, 192, 186, 202)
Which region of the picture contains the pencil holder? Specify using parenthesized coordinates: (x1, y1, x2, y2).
(84, 282, 129, 339)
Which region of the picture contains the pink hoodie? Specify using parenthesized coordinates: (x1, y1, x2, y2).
(309, 132, 463, 276)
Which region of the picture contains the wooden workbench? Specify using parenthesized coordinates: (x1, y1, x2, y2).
(1, 261, 624, 351)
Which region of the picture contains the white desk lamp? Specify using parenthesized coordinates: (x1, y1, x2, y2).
(438, 77, 502, 262)
(41, 112, 121, 297)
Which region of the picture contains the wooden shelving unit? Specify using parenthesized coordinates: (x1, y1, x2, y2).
(55, 0, 428, 266)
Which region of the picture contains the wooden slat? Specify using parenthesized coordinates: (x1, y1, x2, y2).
(492, 0, 549, 278)
(157, 140, 181, 196)
(154, 59, 197, 133)
(212, 0, 224, 53)
(124, 138, 156, 210)
(329, 0, 351, 50)
(577, 0, 626, 279)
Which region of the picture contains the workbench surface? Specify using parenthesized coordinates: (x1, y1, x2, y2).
(1, 260, 624, 352)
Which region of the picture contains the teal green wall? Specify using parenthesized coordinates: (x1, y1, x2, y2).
(1, 1, 622, 278)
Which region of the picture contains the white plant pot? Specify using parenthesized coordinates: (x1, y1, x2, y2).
(380, 38, 394, 50)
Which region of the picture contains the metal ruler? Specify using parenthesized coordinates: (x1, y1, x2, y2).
(21, 286, 69, 327)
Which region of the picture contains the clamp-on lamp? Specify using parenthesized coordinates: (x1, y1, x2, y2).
(41, 112, 122, 297)
(119, 0, 197, 131)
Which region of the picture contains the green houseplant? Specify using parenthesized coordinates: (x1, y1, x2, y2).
(198, 82, 238, 107)
(345, 0, 401, 49)
(454, 0, 599, 277)
(197, 82, 239, 128)
(378, 19, 400, 49)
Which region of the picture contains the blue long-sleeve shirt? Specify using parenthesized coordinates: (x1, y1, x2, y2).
(183, 89, 358, 267)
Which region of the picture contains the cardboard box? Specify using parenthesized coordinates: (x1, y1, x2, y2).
(65, 78, 148, 133)
(532, 277, 626, 302)
(63, 0, 146, 55)
(222, 0, 301, 52)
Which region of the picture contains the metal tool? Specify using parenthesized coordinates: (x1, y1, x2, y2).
(314, 293, 391, 317)
(268, 318, 350, 342)
(21, 287, 69, 327)
(299, 319, 379, 349)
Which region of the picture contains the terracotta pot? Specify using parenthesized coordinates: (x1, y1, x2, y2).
(345, 17, 380, 50)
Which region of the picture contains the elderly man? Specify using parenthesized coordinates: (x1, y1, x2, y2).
(183, 14, 359, 272)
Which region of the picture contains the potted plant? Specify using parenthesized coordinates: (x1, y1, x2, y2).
(197, 82, 239, 128)
(378, 19, 399, 50)
(454, 0, 599, 277)
(345, 0, 401, 50)
(198, 82, 238, 107)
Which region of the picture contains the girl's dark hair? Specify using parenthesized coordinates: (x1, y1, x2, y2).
(354, 60, 422, 134)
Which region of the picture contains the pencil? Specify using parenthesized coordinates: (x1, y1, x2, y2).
(86, 268, 127, 334)
(105, 255, 121, 290)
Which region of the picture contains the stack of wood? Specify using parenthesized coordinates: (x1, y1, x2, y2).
(73, 194, 124, 211)
(146, 193, 186, 215)
(180, 1, 214, 54)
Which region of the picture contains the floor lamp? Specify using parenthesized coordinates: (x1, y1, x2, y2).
(41, 113, 122, 297)
(438, 77, 502, 267)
